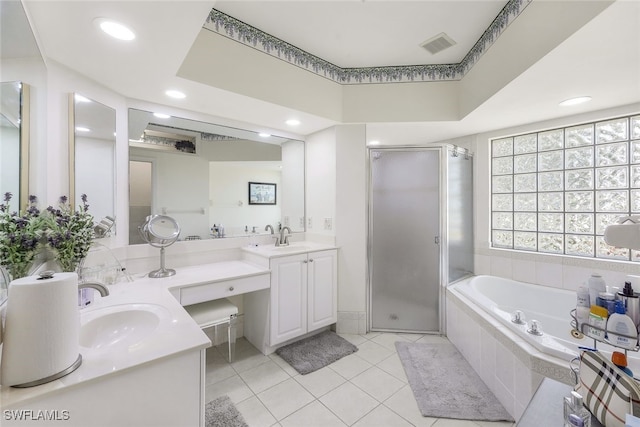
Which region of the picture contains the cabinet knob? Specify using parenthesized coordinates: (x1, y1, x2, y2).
(303, 260, 308, 264)
(309, 259, 314, 262)
(228, 286, 235, 291)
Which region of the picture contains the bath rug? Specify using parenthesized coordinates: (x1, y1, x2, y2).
(395, 341, 514, 422)
(205, 395, 248, 427)
(276, 330, 358, 375)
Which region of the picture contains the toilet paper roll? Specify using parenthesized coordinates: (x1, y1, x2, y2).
(604, 223, 640, 250)
(1, 272, 80, 387)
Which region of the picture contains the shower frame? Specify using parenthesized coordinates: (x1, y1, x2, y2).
(366, 144, 473, 335)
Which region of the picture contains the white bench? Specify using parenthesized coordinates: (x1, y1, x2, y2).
(184, 298, 238, 362)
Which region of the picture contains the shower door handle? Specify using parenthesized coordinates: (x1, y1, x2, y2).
(434, 236, 439, 245)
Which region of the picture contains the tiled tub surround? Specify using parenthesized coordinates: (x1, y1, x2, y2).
(446, 277, 577, 422)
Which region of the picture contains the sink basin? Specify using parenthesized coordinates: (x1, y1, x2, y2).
(80, 303, 169, 350)
(270, 245, 311, 253)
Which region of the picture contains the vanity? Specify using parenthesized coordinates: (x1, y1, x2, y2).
(243, 241, 338, 354)
(0, 241, 337, 426)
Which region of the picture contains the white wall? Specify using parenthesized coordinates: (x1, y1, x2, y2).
(335, 125, 367, 314)
(306, 127, 336, 238)
(474, 102, 640, 291)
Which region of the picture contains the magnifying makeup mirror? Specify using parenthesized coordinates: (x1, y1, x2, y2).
(138, 215, 180, 278)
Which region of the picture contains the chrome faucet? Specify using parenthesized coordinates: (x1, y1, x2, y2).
(265, 224, 280, 246)
(278, 226, 292, 247)
(78, 282, 110, 297)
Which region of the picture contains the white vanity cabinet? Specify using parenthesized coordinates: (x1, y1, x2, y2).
(270, 250, 337, 345)
(244, 248, 337, 353)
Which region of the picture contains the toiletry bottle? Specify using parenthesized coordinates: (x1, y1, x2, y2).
(588, 274, 606, 307)
(587, 305, 608, 340)
(607, 301, 638, 349)
(576, 285, 591, 332)
(564, 391, 591, 427)
(618, 281, 640, 331)
(597, 291, 616, 315)
(612, 351, 634, 377)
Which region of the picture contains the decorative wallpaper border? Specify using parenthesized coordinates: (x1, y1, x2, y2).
(204, 0, 532, 84)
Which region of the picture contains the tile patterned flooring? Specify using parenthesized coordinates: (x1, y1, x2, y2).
(205, 332, 517, 427)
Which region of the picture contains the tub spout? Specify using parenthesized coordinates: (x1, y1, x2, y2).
(511, 310, 526, 325)
(527, 320, 543, 336)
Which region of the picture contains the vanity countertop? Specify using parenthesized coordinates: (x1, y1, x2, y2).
(0, 259, 270, 408)
(242, 241, 337, 259)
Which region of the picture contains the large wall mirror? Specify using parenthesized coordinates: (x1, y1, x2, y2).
(69, 93, 116, 235)
(128, 109, 305, 244)
(0, 81, 29, 209)
(1, 0, 44, 211)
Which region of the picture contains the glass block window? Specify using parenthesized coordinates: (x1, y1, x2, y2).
(491, 114, 640, 261)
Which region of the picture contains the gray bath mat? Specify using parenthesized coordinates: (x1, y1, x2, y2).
(205, 395, 248, 427)
(395, 341, 514, 422)
(276, 330, 358, 375)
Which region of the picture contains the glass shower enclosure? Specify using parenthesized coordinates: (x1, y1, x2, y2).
(368, 145, 473, 333)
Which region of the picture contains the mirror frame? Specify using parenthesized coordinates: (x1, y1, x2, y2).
(68, 93, 75, 207)
(19, 83, 30, 210)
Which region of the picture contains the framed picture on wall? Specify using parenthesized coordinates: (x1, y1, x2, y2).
(248, 182, 277, 205)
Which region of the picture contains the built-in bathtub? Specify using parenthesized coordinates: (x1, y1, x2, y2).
(446, 274, 624, 420)
(450, 275, 640, 367)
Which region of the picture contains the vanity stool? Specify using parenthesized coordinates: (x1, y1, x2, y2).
(184, 298, 238, 362)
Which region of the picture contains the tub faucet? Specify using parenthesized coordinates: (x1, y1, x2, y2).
(78, 282, 110, 297)
(278, 226, 291, 247)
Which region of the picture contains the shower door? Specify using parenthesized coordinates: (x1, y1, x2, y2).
(369, 148, 441, 333)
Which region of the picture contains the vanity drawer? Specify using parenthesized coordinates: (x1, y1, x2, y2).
(180, 273, 270, 306)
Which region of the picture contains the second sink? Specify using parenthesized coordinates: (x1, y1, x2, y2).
(80, 303, 170, 351)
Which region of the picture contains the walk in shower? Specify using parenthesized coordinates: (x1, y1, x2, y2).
(368, 145, 473, 333)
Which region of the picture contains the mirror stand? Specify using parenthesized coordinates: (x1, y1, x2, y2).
(149, 247, 175, 278)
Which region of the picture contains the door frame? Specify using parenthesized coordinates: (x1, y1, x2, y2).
(366, 145, 448, 334)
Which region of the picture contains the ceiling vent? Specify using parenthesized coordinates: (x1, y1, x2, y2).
(420, 32, 457, 55)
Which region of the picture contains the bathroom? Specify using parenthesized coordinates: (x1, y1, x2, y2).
(1, 0, 640, 425)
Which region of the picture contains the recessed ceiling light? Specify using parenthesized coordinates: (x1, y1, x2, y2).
(369, 140, 381, 145)
(286, 119, 300, 126)
(76, 127, 91, 132)
(94, 18, 135, 41)
(74, 94, 91, 103)
(165, 90, 186, 99)
(153, 113, 171, 119)
(258, 132, 271, 138)
(559, 96, 592, 107)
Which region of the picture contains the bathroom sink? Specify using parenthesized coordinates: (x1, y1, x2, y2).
(270, 245, 311, 253)
(80, 303, 170, 350)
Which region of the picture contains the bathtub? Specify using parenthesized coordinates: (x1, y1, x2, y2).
(449, 275, 640, 373)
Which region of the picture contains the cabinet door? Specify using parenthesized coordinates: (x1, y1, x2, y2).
(307, 250, 337, 331)
(270, 254, 308, 345)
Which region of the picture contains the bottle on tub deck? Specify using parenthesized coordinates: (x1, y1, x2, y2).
(606, 300, 638, 350)
(617, 280, 640, 331)
(588, 273, 606, 307)
(563, 391, 591, 427)
(575, 285, 591, 332)
(587, 305, 608, 341)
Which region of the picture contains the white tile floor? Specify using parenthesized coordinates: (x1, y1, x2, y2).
(205, 332, 517, 427)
